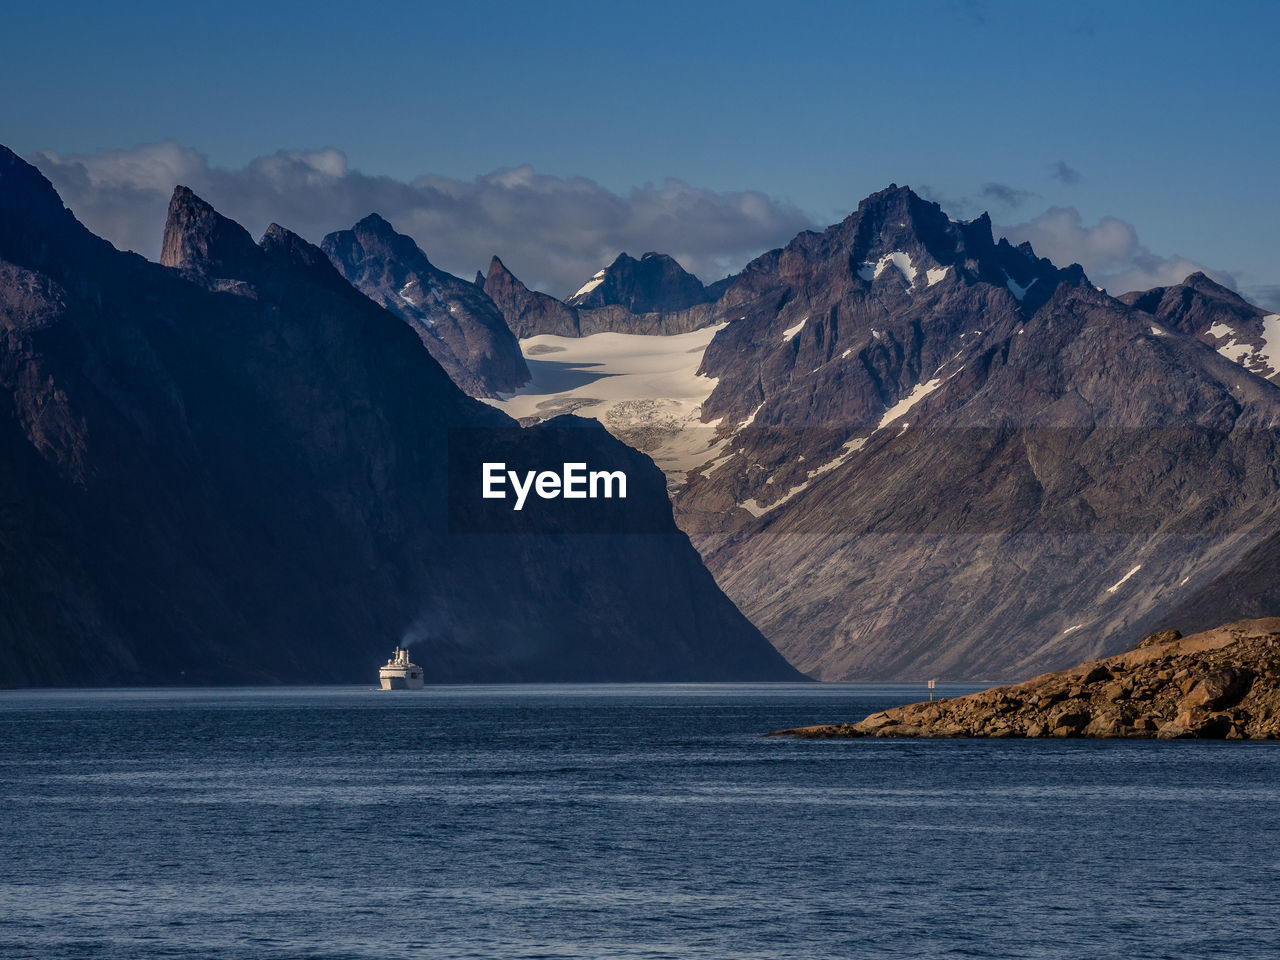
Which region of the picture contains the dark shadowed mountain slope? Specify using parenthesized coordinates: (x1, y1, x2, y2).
(666, 185, 1280, 681)
(1119, 272, 1280, 384)
(320, 214, 528, 397)
(0, 146, 800, 686)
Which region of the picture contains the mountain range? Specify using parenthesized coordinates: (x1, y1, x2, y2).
(6, 142, 1279, 687)
(0, 144, 800, 686)
(484, 185, 1280, 681)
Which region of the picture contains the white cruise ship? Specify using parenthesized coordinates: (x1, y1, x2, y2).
(379, 646, 424, 690)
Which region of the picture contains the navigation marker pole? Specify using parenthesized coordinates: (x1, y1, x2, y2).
(928, 678, 937, 702)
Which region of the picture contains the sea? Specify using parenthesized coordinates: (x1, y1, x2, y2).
(2, 683, 1278, 960)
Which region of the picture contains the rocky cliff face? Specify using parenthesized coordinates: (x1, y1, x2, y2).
(773, 619, 1280, 740)
(0, 145, 800, 686)
(665, 185, 1280, 681)
(321, 214, 528, 397)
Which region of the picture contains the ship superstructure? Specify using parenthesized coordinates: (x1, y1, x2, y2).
(379, 646, 425, 690)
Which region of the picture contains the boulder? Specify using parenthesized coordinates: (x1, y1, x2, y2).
(1180, 668, 1253, 711)
(1139, 629, 1182, 648)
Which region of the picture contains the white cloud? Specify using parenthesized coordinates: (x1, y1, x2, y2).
(1000, 205, 1234, 295)
(30, 142, 815, 297)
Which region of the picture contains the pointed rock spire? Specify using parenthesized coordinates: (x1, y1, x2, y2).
(160, 186, 259, 277)
(484, 255, 580, 338)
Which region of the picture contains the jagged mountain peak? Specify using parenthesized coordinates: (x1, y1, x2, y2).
(1, 147, 123, 274)
(337, 212, 432, 268)
(158, 193, 344, 294)
(160, 185, 259, 277)
(721, 185, 1079, 337)
(847, 184, 956, 244)
(322, 215, 434, 288)
(483, 254, 581, 339)
(853, 182, 931, 214)
(260, 222, 346, 283)
(848, 187, 1002, 276)
(352, 211, 397, 235)
(1184, 270, 1229, 290)
(322, 215, 528, 397)
(566, 249, 711, 313)
(0, 146, 74, 229)
(1119, 271, 1278, 384)
(796, 187, 1082, 302)
(1120, 271, 1264, 321)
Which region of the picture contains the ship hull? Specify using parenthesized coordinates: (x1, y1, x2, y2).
(379, 668, 424, 690)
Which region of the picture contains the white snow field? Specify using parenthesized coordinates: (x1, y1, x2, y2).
(484, 324, 729, 491)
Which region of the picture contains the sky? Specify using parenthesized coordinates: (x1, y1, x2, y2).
(3, 0, 1277, 306)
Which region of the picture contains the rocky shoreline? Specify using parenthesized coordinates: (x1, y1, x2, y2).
(770, 619, 1280, 740)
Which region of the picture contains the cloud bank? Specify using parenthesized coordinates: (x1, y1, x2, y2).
(31, 142, 816, 296)
(31, 143, 1244, 305)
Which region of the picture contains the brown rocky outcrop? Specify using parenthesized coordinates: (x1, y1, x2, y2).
(769, 619, 1280, 739)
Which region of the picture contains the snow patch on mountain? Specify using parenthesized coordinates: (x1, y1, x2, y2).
(1262, 315, 1280, 375)
(739, 402, 765, 428)
(1208, 316, 1280, 377)
(877, 377, 943, 431)
(781, 317, 808, 342)
(859, 252, 918, 286)
(739, 434, 869, 518)
(1105, 564, 1142, 595)
(569, 268, 607, 302)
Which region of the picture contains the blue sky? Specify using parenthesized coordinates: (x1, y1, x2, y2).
(4, 0, 1277, 305)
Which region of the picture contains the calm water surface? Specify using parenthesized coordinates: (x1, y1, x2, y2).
(2, 683, 1278, 959)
